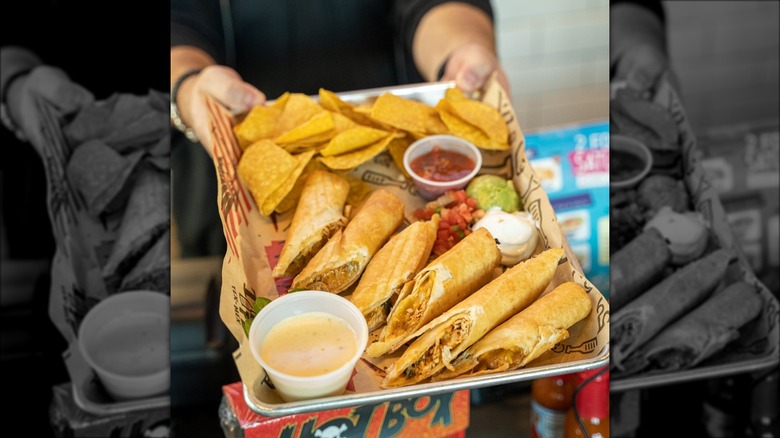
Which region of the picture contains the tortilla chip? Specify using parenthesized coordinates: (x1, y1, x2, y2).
(274, 160, 328, 214)
(444, 88, 507, 142)
(275, 111, 334, 144)
(233, 93, 290, 150)
(66, 140, 144, 216)
(238, 140, 298, 212)
(275, 93, 324, 135)
(261, 150, 316, 215)
(339, 172, 374, 208)
(371, 94, 431, 133)
(387, 136, 413, 179)
(437, 100, 510, 151)
(320, 126, 389, 156)
(119, 229, 170, 293)
(319, 133, 395, 170)
(444, 87, 469, 102)
(102, 167, 169, 293)
(319, 88, 351, 113)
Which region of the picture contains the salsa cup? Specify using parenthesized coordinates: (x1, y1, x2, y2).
(610, 134, 653, 190)
(403, 135, 482, 199)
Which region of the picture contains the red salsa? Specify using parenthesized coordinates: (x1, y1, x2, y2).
(410, 146, 475, 182)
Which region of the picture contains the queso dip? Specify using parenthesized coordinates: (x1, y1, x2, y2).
(260, 312, 358, 377)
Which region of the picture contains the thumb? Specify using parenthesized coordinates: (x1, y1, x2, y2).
(200, 67, 265, 112)
(456, 62, 493, 94)
(53, 82, 94, 115)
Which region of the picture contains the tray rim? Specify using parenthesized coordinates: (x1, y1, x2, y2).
(243, 348, 609, 417)
(70, 377, 170, 416)
(610, 352, 779, 392)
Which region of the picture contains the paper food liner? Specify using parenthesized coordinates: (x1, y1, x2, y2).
(209, 76, 610, 404)
(611, 79, 779, 380)
(36, 92, 170, 338)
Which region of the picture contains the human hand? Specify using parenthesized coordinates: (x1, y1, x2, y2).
(6, 66, 94, 152)
(440, 43, 511, 96)
(176, 65, 265, 150)
(613, 43, 669, 96)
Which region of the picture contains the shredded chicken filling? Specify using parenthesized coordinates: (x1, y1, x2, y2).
(391, 273, 434, 335)
(474, 348, 522, 373)
(284, 221, 343, 276)
(308, 260, 360, 292)
(365, 301, 391, 331)
(402, 317, 471, 380)
(654, 348, 694, 370)
(615, 312, 641, 355)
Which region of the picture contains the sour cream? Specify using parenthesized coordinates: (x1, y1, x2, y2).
(260, 311, 358, 377)
(473, 209, 539, 265)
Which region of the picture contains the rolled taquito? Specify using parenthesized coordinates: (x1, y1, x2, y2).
(611, 228, 671, 311)
(365, 227, 501, 357)
(611, 248, 733, 370)
(432, 282, 591, 381)
(291, 189, 404, 293)
(380, 248, 565, 388)
(272, 170, 349, 278)
(620, 281, 762, 375)
(350, 216, 438, 331)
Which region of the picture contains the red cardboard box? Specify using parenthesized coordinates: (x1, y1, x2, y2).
(221, 382, 469, 438)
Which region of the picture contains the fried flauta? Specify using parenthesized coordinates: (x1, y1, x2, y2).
(366, 228, 501, 357)
(350, 217, 438, 331)
(620, 281, 762, 375)
(291, 189, 404, 293)
(381, 248, 565, 388)
(611, 248, 733, 370)
(432, 282, 591, 381)
(272, 170, 350, 278)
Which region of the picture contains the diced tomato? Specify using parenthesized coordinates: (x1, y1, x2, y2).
(412, 189, 481, 257)
(451, 190, 469, 204)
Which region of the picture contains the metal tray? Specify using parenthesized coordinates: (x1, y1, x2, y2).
(245, 353, 609, 417)
(65, 344, 169, 416)
(611, 352, 777, 392)
(237, 80, 610, 418)
(609, 79, 780, 393)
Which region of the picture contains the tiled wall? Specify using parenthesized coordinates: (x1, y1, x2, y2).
(665, 1, 779, 132)
(493, 0, 610, 132)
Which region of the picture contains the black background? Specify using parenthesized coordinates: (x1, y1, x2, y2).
(1, 1, 168, 435)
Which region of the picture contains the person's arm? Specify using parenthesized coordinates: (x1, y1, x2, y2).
(170, 0, 263, 151)
(1, 46, 93, 150)
(611, 1, 672, 94)
(400, 1, 510, 94)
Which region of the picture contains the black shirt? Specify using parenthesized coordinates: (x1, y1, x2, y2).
(171, 0, 494, 97)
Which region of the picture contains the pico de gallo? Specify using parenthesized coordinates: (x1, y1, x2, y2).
(414, 190, 485, 256)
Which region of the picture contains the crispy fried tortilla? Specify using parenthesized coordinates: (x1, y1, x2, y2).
(272, 170, 349, 278)
(432, 282, 591, 380)
(365, 227, 501, 357)
(620, 281, 762, 375)
(350, 217, 438, 331)
(291, 189, 404, 293)
(611, 228, 670, 311)
(380, 248, 565, 388)
(611, 249, 733, 370)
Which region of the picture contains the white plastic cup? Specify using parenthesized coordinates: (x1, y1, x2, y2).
(610, 134, 653, 190)
(77, 291, 170, 401)
(403, 134, 482, 200)
(248, 291, 369, 402)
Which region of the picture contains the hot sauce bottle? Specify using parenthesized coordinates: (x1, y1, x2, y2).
(530, 374, 576, 438)
(564, 367, 609, 438)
